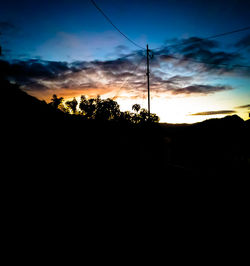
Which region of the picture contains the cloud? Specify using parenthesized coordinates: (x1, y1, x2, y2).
(235, 104, 250, 109)
(2, 34, 244, 99)
(190, 110, 236, 116)
(169, 84, 233, 95)
(0, 21, 19, 35)
(2, 54, 146, 97)
(1, 51, 235, 100)
(114, 45, 130, 56)
(8, 59, 70, 84)
(178, 37, 218, 52)
(235, 34, 250, 50)
(165, 75, 193, 85)
(154, 36, 248, 75)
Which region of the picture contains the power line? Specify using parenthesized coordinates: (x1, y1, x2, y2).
(113, 55, 146, 99)
(162, 54, 250, 68)
(203, 26, 250, 41)
(153, 26, 250, 51)
(151, 25, 250, 69)
(90, 0, 145, 50)
(90, 1, 250, 68)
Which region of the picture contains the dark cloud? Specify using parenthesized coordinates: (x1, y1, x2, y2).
(144, 71, 235, 96)
(170, 84, 233, 95)
(165, 75, 193, 85)
(8, 59, 70, 83)
(2, 33, 244, 98)
(154, 36, 248, 75)
(114, 45, 129, 54)
(105, 71, 136, 79)
(0, 21, 17, 32)
(156, 37, 218, 57)
(0, 52, 235, 97)
(21, 81, 50, 91)
(179, 37, 218, 52)
(147, 74, 195, 94)
(235, 104, 250, 109)
(235, 34, 250, 50)
(0, 59, 76, 90)
(0, 21, 19, 36)
(93, 57, 134, 72)
(1, 55, 146, 94)
(190, 110, 236, 116)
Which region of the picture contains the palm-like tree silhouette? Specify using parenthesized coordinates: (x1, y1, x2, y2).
(132, 104, 141, 113)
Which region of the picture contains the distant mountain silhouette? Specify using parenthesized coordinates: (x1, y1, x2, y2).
(160, 113, 249, 177)
(245, 118, 250, 128)
(194, 114, 245, 129)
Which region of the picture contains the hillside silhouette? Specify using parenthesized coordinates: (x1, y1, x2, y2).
(3, 78, 165, 176)
(161, 115, 250, 176)
(3, 77, 250, 178)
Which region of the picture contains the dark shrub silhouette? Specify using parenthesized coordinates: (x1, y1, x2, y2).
(50, 94, 64, 109)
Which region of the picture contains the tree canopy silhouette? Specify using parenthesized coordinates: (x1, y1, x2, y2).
(65, 97, 78, 114)
(49, 94, 160, 124)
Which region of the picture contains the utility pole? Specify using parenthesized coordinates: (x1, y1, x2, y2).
(146, 44, 150, 115)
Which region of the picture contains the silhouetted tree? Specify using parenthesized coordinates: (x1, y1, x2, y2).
(62, 94, 159, 124)
(139, 108, 159, 123)
(120, 111, 133, 123)
(79, 95, 121, 121)
(132, 104, 141, 113)
(95, 98, 121, 121)
(58, 103, 70, 114)
(50, 94, 64, 109)
(65, 97, 78, 114)
(79, 95, 97, 119)
(139, 108, 149, 122)
(148, 113, 160, 123)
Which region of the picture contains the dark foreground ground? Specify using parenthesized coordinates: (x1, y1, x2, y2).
(2, 78, 249, 261)
(3, 79, 250, 180)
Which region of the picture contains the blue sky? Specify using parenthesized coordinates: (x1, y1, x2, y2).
(1, 0, 250, 60)
(0, 0, 250, 122)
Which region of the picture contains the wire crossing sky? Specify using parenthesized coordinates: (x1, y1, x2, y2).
(157, 26, 250, 51)
(91, 0, 250, 69)
(0, 0, 250, 123)
(90, 0, 145, 50)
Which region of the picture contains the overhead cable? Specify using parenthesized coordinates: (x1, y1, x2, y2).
(90, 0, 145, 50)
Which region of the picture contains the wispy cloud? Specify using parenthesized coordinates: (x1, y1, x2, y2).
(0, 21, 19, 35)
(154, 36, 250, 76)
(235, 104, 250, 109)
(235, 34, 250, 52)
(169, 84, 233, 95)
(4, 35, 246, 99)
(1, 51, 236, 100)
(190, 110, 236, 116)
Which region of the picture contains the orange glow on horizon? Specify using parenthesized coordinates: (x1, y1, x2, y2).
(25, 86, 249, 123)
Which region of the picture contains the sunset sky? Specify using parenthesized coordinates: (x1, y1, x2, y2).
(1, 0, 250, 123)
